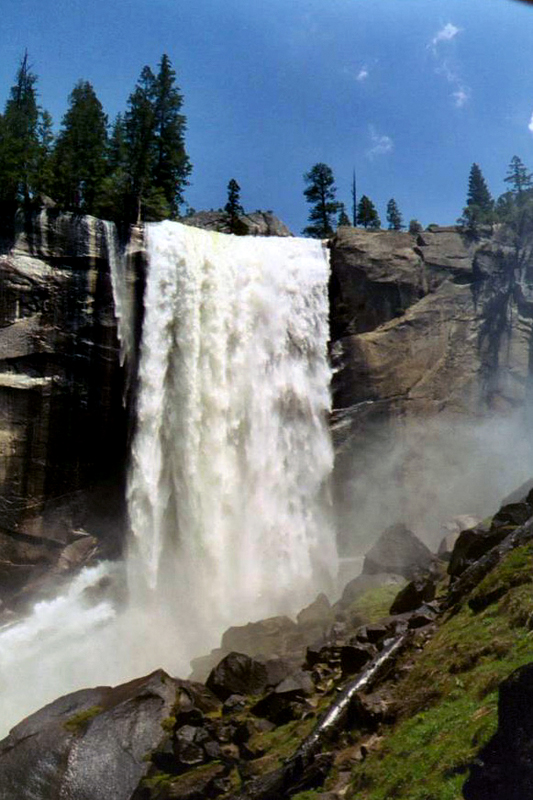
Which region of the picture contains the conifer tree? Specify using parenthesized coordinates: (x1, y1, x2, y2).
(504, 155, 533, 196)
(459, 163, 494, 231)
(124, 55, 191, 223)
(303, 163, 341, 238)
(338, 203, 351, 227)
(0, 53, 44, 221)
(152, 54, 191, 218)
(386, 198, 403, 230)
(53, 80, 108, 214)
(357, 195, 381, 229)
(225, 178, 244, 233)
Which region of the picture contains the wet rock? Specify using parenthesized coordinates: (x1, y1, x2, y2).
(353, 623, 390, 646)
(251, 670, 314, 725)
(256, 656, 293, 688)
(389, 575, 436, 615)
(297, 592, 335, 631)
(448, 524, 509, 579)
(222, 694, 247, 715)
(221, 616, 305, 661)
(491, 502, 532, 529)
(206, 652, 269, 701)
(340, 643, 376, 676)
(362, 523, 435, 580)
(464, 661, 533, 800)
(0, 670, 187, 800)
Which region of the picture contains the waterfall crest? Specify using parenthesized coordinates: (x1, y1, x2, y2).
(127, 221, 337, 645)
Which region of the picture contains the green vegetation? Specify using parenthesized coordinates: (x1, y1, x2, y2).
(63, 705, 103, 734)
(225, 178, 245, 234)
(357, 195, 381, 229)
(345, 582, 407, 626)
(302, 162, 341, 237)
(347, 543, 533, 800)
(386, 198, 403, 230)
(458, 163, 494, 232)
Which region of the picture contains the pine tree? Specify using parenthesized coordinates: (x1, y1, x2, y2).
(338, 203, 351, 227)
(124, 55, 191, 223)
(152, 54, 191, 218)
(357, 195, 381, 229)
(504, 156, 533, 196)
(0, 53, 41, 220)
(303, 163, 341, 238)
(96, 114, 129, 223)
(459, 163, 494, 230)
(386, 198, 403, 230)
(53, 80, 108, 214)
(225, 178, 244, 233)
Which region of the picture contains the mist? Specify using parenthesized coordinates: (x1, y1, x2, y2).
(335, 411, 533, 555)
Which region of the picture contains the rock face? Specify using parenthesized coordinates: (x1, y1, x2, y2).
(0, 210, 129, 605)
(182, 210, 292, 237)
(329, 224, 533, 551)
(0, 669, 194, 800)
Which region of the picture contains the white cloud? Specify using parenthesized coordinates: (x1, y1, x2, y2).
(431, 22, 461, 50)
(356, 66, 369, 82)
(429, 22, 470, 108)
(453, 88, 470, 108)
(366, 125, 393, 159)
(528, 112, 533, 134)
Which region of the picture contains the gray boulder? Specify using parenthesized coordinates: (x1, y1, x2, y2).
(0, 669, 218, 800)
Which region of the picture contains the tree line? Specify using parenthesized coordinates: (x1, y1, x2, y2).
(0, 52, 191, 234)
(301, 156, 533, 240)
(302, 162, 408, 238)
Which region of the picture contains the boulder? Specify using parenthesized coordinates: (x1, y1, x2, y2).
(448, 524, 509, 579)
(362, 523, 434, 580)
(297, 592, 335, 634)
(182, 210, 292, 237)
(251, 670, 314, 726)
(464, 661, 533, 800)
(0, 669, 206, 800)
(340, 643, 376, 676)
(389, 575, 436, 615)
(206, 652, 269, 701)
(221, 615, 306, 661)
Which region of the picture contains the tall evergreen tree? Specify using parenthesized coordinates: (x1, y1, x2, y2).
(504, 155, 533, 196)
(225, 178, 244, 233)
(386, 198, 403, 230)
(338, 203, 351, 227)
(351, 170, 357, 227)
(53, 80, 108, 214)
(459, 163, 494, 230)
(96, 114, 130, 222)
(124, 55, 191, 223)
(152, 54, 191, 218)
(0, 53, 41, 219)
(124, 66, 158, 221)
(302, 162, 341, 238)
(357, 195, 381, 229)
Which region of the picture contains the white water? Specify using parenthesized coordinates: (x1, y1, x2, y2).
(127, 222, 337, 650)
(0, 221, 337, 737)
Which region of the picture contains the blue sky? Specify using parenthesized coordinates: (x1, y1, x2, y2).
(1, 0, 533, 233)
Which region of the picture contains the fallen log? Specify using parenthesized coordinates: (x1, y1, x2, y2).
(228, 633, 408, 800)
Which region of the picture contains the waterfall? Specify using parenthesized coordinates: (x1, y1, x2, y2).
(0, 221, 337, 737)
(127, 222, 337, 648)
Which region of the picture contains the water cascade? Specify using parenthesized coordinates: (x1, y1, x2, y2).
(0, 221, 337, 736)
(127, 222, 337, 651)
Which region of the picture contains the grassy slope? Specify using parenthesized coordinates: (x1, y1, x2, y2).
(347, 542, 533, 800)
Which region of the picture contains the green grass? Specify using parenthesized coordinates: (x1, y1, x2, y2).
(345, 582, 407, 625)
(346, 543, 533, 799)
(63, 705, 103, 734)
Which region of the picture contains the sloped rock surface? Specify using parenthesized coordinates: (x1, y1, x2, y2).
(182, 211, 292, 237)
(0, 670, 194, 800)
(362, 523, 434, 579)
